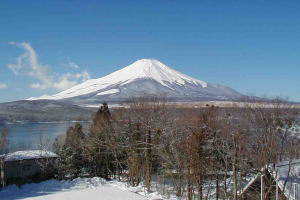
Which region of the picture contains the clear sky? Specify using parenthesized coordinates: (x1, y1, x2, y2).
(0, 0, 299, 102)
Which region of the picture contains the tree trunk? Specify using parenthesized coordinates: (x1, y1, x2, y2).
(233, 136, 238, 200)
(216, 178, 219, 200)
(261, 174, 265, 200)
(145, 130, 152, 192)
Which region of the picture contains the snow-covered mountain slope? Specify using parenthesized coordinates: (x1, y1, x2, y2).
(32, 59, 243, 104)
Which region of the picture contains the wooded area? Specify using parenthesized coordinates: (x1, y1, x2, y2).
(5, 98, 299, 199)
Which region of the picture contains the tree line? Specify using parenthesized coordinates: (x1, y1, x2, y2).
(53, 98, 300, 199)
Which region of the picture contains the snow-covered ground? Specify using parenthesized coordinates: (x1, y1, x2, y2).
(0, 177, 167, 200)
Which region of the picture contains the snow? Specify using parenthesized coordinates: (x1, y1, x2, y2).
(0, 177, 167, 200)
(96, 88, 120, 96)
(79, 103, 125, 108)
(30, 59, 208, 100)
(26, 95, 54, 101)
(0, 150, 58, 162)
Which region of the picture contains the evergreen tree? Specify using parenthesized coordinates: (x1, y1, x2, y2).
(56, 123, 86, 179)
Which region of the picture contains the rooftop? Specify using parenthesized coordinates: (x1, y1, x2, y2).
(0, 150, 58, 162)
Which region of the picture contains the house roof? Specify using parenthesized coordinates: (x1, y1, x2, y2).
(0, 150, 58, 162)
(240, 159, 300, 199)
(271, 159, 300, 199)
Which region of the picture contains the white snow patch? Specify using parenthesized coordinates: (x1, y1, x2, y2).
(79, 103, 125, 108)
(96, 88, 119, 96)
(0, 150, 58, 162)
(0, 177, 172, 200)
(26, 95, 54, 101)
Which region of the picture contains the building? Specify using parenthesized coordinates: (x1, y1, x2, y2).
(0, 150, 58, 187)
(240, 159, 300, 200)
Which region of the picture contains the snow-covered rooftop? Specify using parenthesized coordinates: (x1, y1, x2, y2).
(0, 150, 58, 162)
(273, 159, 300, 199)
(241, 159, 300, 199)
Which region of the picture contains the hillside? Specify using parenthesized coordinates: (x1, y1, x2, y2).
(0, 100, 94, 122)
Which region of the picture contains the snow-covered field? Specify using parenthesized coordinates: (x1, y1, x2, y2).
(0, 177, 167, 200)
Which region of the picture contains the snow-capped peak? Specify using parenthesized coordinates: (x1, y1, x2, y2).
(37, 59, 208, 100)
(107, 58, 208, 88)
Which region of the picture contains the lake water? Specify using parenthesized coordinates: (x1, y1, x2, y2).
(0, 120, 299, 153)
(0, 122, 90, 152)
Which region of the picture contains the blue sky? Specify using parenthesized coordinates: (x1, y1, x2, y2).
(0, 0, 300, 102)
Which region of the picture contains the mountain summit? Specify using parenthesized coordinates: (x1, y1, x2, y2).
(32, 59, 243, 104)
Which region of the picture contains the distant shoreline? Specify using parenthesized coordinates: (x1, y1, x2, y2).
(1, 120, 92, 125)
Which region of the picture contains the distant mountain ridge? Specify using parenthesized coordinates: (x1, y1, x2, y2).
(0, 100, 93, 122)
(30, 59, 243, 105)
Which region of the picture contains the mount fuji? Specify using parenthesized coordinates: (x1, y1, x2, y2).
(30, 59, 243, 105)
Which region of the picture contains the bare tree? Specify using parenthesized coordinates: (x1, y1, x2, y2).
(0, 128, 9, 154)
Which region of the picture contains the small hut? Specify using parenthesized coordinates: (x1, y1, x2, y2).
(240, 159, 300, 200)
(0, 150, 58, 187)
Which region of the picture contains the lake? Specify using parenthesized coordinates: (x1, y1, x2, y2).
(0, 122, 91, 152)
(0, 120, 299, 153)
